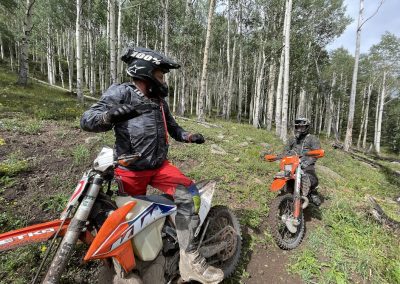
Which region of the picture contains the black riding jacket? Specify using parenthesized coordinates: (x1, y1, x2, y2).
(80, 83, 188, 170)
(283, 134, 321, 168)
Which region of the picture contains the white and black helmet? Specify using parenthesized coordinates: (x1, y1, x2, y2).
(294, 117, 311, 138)
(121, 47, 180, 97)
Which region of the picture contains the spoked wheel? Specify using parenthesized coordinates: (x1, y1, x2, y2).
(199, 205, 242, 278)
(268, 194, 305, 250)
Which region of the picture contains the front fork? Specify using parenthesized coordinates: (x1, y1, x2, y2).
(42, 174, 103, 284)
(293, 167, 302, 219)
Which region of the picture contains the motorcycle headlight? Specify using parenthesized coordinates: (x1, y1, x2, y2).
(284, 164, 292, 172)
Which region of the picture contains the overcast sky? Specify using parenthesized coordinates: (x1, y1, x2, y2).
(327, 0, 400, 54)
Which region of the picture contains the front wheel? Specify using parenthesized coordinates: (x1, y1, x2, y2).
(200, 205, 242, 279)
(268, 194, 305, 250)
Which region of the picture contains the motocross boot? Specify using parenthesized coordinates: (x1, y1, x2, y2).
(179, 249, 224, 284)
(176, 214, 224, 284)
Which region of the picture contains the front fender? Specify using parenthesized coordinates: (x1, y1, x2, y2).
(271, 179, 287, 192)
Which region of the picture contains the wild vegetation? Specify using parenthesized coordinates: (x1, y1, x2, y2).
(0, 0, 399, 154)
(1, 65, 399, 283)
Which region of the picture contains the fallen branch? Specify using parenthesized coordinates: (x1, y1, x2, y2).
(174, 116, 222, 128)
(368, 196, 400, 234)
(29, 77, 98, 102)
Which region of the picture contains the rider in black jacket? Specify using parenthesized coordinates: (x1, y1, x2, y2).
(80, 47, 223, 284)
(284, 118, 322, 206)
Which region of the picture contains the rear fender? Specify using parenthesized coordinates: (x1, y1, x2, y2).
(271, 179, 287, 192)
(0, 219, 70, 252)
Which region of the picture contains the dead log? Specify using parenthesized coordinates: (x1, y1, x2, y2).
(368, 196, 400, 234)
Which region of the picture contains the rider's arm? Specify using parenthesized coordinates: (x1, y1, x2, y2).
(80, 84, 125, 132)
(162, 100, 188, 142)
(301, 135, 321, 167)
(279, 137, 295, 158)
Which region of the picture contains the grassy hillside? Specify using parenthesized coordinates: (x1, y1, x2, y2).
(0, 66, 399, 283)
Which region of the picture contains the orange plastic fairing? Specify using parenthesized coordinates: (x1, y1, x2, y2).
(0, 219, 70, 252)
(305, 149, 325, 158)
(265, 154, 278, 162)
(271, 179, 287, 192)
(84, 201, 137, 272)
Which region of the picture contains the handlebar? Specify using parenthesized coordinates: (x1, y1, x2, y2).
(264, 149, 324, 162)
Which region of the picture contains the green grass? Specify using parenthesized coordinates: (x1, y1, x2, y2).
(0, 65, 85, 121)
(0, 152, 29, 177)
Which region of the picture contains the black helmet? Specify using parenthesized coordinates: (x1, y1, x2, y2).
(294, 117, 311, 138)
(120, 47, 180, 97)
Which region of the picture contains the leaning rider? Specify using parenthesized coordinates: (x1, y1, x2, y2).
(80, 46, 224, 284)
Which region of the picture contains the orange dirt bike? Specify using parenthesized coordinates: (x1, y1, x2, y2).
(264, 149, 324, 250)
(0, 147, 242, 283)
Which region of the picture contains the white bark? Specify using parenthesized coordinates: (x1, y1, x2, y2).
(252, 52, 266, 128)
(237, 46, 243, 122)
(46, 21, 55, 85)
(226, 36, 236, 119)
(197, 0, 216, 122)
(18, 0, 36, 86)
(56, 33, 64, 88)
(362, 83, 372, 149)
(266, 58, 276, 130)
(375, 72, 386, 153)
(109, 0, 117, 83)
(280, 0, 293, 142)
(275, 48, 284, 135)
(344, 0, 363, 151)
(116, 0, 123, 83)
(76, 0, 84, 102)
(0, 35, 4, 59)
(326, 72, 336, 137)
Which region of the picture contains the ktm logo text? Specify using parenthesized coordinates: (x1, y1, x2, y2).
(0, 228, 55, 246)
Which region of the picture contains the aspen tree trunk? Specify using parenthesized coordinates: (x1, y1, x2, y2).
(252, 52, 265, 128)
(67, 29, 74, 92)
(116, 0, 123, 83)
(275, 48, 284, 135)
(197, 0, 216, 122)
(297, 42, 312, 118)
(109, 0, 117, 84)
(56, 33, 65, 88)
(266, 59, 277, 130)
(362, 83, 372, 149)
(226, 36, 236, 119)
(326, 72, 336, 137)
(237, 46, 243, 122)
(173, 72, 177, 113)
(280, 0, 293, 142)
(136, 5, 140, 45)
(162, 0, 169, 55)
(375, 72, 386, 154)
(344, 0, 364, 151)
(18, 0, 36, 86)
(357, 85, 367, 148)
(76, 0, 84, 102)
(9, 45, 14, 71)
(180, 74, 186, 115)
(336, 97, 341, 136)
(88, 23, 95, 95)
(47, 21, 55, 85)
(0, 35, 4, 59)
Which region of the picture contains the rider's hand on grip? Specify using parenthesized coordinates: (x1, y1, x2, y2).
(103, 104, 154, 124)
(190, 133, 205, 144)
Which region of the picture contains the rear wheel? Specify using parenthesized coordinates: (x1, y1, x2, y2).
(200, 205, 242, 279)
(268, 194, 305, 250)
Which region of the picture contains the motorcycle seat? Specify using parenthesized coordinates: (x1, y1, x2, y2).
(133, 194, 175, 206)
